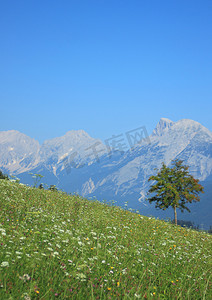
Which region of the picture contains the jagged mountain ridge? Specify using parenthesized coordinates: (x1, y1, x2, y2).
(1, 118, 212, 228)
(0, 129, 105, 176)
(1, 118, 212, 185)
(79, 118, 212, 200)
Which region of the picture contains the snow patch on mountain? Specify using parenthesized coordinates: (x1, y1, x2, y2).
(82, 178, 95, 195)
(1, 118, 212, 202)
(0, 130, 40, 174)
(80, 118, 212, 204)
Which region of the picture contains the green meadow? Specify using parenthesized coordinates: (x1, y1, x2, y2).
(0, 179, 211, 299)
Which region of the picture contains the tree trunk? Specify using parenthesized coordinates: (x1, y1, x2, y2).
(174, 205, 177, 225)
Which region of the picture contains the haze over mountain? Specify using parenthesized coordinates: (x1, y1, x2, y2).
(1, 118, 212, 228)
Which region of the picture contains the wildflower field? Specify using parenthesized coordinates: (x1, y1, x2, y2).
(0, 180, 211, 299)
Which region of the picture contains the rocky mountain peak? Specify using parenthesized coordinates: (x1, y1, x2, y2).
(65, 129, 89, 137)
(152, 118, 174, 136)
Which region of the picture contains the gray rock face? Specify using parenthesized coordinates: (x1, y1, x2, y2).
(80, 118, 212, 202)
(0, 118, 212, 228)
(1, 119, 212, 186)
(152, 118, 174, 136)
(0, 130, 40, 174)
(38, 130, 105, 176)
(0, 129, 105, 176)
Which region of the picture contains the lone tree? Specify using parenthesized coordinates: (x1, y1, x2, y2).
(146, 159, 204, 225)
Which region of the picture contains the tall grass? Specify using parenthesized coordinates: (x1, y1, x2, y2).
(0, 179, 211, 299)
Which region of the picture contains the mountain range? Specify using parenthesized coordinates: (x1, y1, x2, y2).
(1, 118, 212, 229)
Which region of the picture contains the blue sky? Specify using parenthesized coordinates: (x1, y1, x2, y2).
(1, 0, 211, 143)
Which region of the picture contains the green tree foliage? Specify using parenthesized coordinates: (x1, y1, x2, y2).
(147, 160, 204, 225)
(49, 185, 58, 192)
(0, 170, 9, 180)
(38, 183, 44, 189)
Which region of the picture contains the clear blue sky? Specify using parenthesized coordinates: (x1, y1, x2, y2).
(1, 0, 211, 143)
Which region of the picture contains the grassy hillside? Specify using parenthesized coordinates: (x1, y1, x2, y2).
(0, 180, 211, 299)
